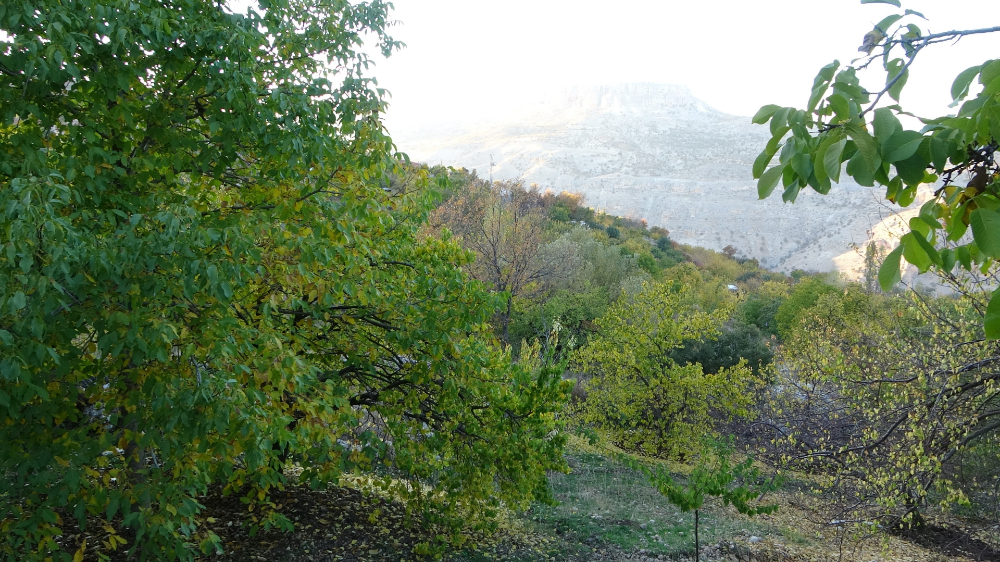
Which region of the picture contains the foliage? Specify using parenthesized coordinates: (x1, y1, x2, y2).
(773, 277, 838, 339)
(660, 263, 736, 315)
(752, 1, 1000, 335)
(573, 281, 759, 458)
(429, 179, 576, 342)
(0, 1, 569, 559)
(670, 321, 774, 376)
(508, 289, 608, 356)
(605, 225, 621, 239)
(736, 281, 789, 339)
(760, 281, 1000, 529)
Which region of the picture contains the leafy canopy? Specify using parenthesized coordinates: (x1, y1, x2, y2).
(0, 1, 569, 559)
(752, 1, 1000, 335)
(769, 282, 999, 528)
(573, 280, 758, 458)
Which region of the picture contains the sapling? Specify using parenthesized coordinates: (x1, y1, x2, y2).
(625, 438, 782, 560)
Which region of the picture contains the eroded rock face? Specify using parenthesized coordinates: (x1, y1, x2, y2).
(396, 83, 918, 275)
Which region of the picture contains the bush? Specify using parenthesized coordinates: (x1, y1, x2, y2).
(670, 320, 774, 375)
(606, 225, 621, 239)
(774, 277, 838, 339)
(549, 203, 571, 222)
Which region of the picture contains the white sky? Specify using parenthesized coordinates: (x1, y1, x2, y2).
(368, 0, 1000, 135)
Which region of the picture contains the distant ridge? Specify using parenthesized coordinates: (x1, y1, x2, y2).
(395, 83, 922, 276)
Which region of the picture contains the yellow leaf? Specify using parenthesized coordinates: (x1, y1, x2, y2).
(54, 456, 70, 467)
(73, 538, 87, 562)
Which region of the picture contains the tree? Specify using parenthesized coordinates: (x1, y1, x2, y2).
(736, 280, 789, 339)
(773, 276, 838, 339)
(430, 179, 576, 342)
(669, 321, 774, 376)
(752, 0, 1000, 334)
(863, 240, 884, 294)
(758, 282, 1000, 529)
(0, 2, 570, 559)
(573, 281, 759, 458)
(623, 439, 780, 561)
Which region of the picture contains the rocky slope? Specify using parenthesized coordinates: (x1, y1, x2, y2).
(394, 83, 922, 275)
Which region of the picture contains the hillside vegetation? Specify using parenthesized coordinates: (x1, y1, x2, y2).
(4, 2, 1000, 561)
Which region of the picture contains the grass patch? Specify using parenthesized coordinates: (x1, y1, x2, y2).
(523, 449, 773, 558)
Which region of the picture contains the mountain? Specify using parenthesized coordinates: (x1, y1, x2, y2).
(393, 83, 923, 275)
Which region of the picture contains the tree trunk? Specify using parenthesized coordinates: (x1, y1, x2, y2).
(694, 509, 700, 561)
(502, 294, 513, 344)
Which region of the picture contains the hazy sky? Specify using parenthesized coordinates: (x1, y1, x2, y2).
(368, 0, 999, 135)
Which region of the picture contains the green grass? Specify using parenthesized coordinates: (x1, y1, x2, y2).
(522, 452, 774, 558)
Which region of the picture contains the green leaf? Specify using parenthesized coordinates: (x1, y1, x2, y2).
(873, 108, 901, 144)
(882, 130, 924, 162)
(980, 59, 1000, 86)
(844, 122, 878, 171)
(948, 207, 970, 241)
(823, 139, 847, 184)
(929, 136, 950, 172)
(951, 64, 984, 101)
(986, 289, 1000, 339)
(879, 245, 903, 291)
(893, 154, 926, 187)
(782, 182, 801, 203)
(847, 151, 875, 186)
(940, 248, 956, 272)
(814, 60, 839, 84)
(895, 183, 918, 205)
(790, 153, 813, 181)
(875, 15, 903, 33)
(757, 165, 786, 199)
(909, 231, 941, 269)
(956, 245, 972, 270)
(901, 233, 932, 271)
(862, 0, 900, 6)
(10, 291, 26, 311)
(904, 9, 927, 19)
(888, 67, 908, 102)
(827, 94, 850, 118)
(970, 208, 1000, 258)
(752, 147, 776, 179)
(752, 104, 781, 124)
(770, 108, 791, 135)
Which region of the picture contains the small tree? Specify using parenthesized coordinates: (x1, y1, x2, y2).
(623, 439, 782, 560)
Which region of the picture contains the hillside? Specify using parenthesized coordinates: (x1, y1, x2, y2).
(394, 83, 923, 275)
